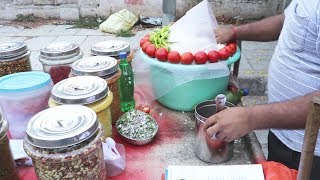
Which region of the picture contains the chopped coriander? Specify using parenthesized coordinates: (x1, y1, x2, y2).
(116, 110, 158, 140)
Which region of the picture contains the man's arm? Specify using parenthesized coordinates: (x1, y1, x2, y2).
(215, 14, 285, 43)
(248, 91, 320, 130)
(203, 90, 320, 142)
(236, 14, 285, 42)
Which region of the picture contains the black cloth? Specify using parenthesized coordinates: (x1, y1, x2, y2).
(268, 131, 320, 180)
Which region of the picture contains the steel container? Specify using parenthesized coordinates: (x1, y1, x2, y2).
(194, 100, 235, 163)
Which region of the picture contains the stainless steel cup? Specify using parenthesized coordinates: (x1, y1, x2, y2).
(194, 100, 235, 163)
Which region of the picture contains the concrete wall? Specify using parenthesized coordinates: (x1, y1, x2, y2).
(0, 0, 286, 21)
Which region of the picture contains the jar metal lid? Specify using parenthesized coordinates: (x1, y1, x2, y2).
(40, 41, 80, 58)
(25, 105, 99, 149)
(51, 76, 108, 104)
(0, 41, 29, 59)
(72, 56, 118, 77)
(91, 40, 130, 57)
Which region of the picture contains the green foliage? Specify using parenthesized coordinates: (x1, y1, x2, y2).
(116, 30, 135, 37)
(15, 14, 36, 22)
(70, 16, 106, 29)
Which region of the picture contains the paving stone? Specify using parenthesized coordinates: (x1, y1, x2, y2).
(0, 36, 29, 42)
(0, 25, 24, 36)
(29, 51, 43, 71)
(52, 35, 87, 46)
(15, 25, 56, 36)
(25, 36, 57, 51)
(56, 0, 78, 4)
(48, 25, 80, 36)
(33, 7, 60, 19)
(75, 29, 106, 36)
(34, 0, 55, 5)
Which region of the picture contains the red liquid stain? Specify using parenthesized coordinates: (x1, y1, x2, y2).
(124, 0, 143, 4)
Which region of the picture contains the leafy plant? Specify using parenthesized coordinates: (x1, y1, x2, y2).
(15, 14, 36, 22)
(116, 30, 135, 37)
(70, 16, 106, 29)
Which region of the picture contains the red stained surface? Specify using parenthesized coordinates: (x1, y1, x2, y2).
(18, 99, 186, 180)
(124, 0, 143, 4)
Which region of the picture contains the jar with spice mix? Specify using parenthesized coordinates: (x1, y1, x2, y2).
(0, 41, 31, 77)
(39, 41, 83, 84)
(91, 40, 133, 65)
(23, 105, 106, 180)
(0, 71, 53, 139)
(0, 112, 19, 180)
(71, 56, 123, 124)
(49, 76, 113, 139)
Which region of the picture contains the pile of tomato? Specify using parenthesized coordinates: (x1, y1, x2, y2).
(140, 34, 237, 65)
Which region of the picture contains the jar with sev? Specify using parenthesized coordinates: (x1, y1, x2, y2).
(0, 41, 31, 77)
(71, 56, 123, 124)
(48, 76, 113, 139)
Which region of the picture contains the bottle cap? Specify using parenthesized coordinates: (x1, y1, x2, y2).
(119, 52, 127, 59)
(242, 88, 250, 96)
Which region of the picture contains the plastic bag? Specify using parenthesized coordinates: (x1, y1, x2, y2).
(103, 138, 126, 177)
(99, 9, 138, 34)
(260, 161, 298, 180)
(168, 0, 219, 54)
(132, 50, 229, 107)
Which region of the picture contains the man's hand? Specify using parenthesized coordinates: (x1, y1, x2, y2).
(214, 28, 234, 44)
(203, 107, 252, 142)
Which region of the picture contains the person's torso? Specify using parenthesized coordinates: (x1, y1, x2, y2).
(268, 0, 320, 155)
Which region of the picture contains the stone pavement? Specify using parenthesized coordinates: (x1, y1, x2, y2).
(0, 23, 275, 157)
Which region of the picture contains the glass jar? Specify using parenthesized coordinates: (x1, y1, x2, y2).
(0, 72, 53, 139)
(23, 105, 106, 180)
(71, 56, 123, 124)
(0, 113, 19, 180)
(49, 76, 113, 139)
(39, 41, 83, 84)
(0, 41, 31, 77)
(91, 40, 132, 65)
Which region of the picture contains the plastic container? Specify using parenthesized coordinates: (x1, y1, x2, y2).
(91, 40, 133, 65)
(49, 76, 113, 139)
(194, 100, 235, 163)
(39, 41, 83, 84)
(139, 48, 240, 111)
(0, 72, 53, 139)
(0, 41, 31, 77)
(71, 56, 123, 124)
(0, 112, 19, 180)
(23, 105, 106, 180)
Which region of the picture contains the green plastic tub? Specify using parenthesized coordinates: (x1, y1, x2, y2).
(139, 48, 240, 111)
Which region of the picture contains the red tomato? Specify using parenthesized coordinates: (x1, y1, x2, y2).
(142, 42, 152, 53)
(224, 46, 234, 56)
(218, 48, 231, 60)
(167, 51, 181, 64)
(194, 51, 208, 64)
(155, 48, 169, 61)
(146, 44, 157, 58)
(207, 50, 220, 63)
(180, 52, 194, 64)
(140, 37, 149, 47)
(227, 42, 237, 54)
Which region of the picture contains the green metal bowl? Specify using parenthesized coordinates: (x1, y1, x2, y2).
(140, 48, 240, 111)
